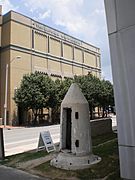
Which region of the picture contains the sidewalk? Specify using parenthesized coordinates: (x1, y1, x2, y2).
(0, 125, 24, 130)
(0, 165, 49, 180)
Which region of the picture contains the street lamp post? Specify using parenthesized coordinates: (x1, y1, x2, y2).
(4, 56, 21, 128)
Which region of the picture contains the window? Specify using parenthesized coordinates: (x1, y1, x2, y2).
(75, 112, 79, 119)
(32, 30, 34, 49)
(75, 140, 79, 147)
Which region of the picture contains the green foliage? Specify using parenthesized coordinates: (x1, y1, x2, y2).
(54, 78, 73, 107)
(14, 72, 56, 123)
(73, 74, 114, 118)
(92, 132, 117, 146)
(74, 74, 101, 107)
(99, 79, 114, 107)
(14, 72, 114, 123)
(51, 78, 73, 124)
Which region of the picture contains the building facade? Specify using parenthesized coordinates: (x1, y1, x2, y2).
(0, 6, 101, 125)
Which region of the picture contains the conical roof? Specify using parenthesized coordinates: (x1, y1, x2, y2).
(62, 83, 88, 105)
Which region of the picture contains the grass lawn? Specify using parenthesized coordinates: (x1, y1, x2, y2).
(34, 132, 120, 179)
(1, 132, 121, 179)
(1, 150, 48, 167)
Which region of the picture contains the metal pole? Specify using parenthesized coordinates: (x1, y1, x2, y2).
(4, 64, 8, 128)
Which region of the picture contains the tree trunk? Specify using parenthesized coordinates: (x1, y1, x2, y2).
(98, 106, 100, 117)
(90, 106, 93, 120)
(32, 109, 38, 125)
(52, 107, 60, 124)
(102, 107, 107, 118)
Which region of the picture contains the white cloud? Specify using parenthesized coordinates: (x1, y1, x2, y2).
(22, 0, 103, 42)
(1, 0, 111, 81)
(21, 0, 112, 81)
(39, 10, 51, 20)
(0, 0, 16, 14)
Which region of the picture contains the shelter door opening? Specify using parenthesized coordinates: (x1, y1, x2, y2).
(65, 108, 72, 150)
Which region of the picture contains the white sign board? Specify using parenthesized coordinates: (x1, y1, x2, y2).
(38, 131, 55, 153)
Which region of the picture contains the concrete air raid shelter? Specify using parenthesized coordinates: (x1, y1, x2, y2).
(51, 83, 100, 170)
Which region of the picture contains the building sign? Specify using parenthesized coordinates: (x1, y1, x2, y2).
(32, 21, 100, 53)
(32, 21, 82, 46)
(37, 131, 55, 153)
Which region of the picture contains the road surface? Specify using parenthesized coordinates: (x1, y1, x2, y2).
(3, 125, 60, 156)
(3, 116, 117, 156)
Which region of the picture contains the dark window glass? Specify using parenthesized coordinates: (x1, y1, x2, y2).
(75, 112, 79, 119)
(75, 140, 79, 147)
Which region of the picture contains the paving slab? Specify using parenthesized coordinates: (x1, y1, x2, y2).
(0, 165, 49, 180)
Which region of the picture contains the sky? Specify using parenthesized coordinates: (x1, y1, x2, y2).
(0, 0, 113, 82)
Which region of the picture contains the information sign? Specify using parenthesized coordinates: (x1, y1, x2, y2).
(38, 131, 55, 153)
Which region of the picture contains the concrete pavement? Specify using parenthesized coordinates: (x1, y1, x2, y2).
(3, 125, 60, 156)
(0, 165, 49, 180)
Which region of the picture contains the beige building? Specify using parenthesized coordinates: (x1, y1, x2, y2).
(0, 6, 101, 125)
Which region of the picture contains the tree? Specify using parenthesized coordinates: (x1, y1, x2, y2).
(14, 72, 56, 124)
(14, 72, 114, 125)
(73, 74, 114, 119)
(74, 74, 102, 119)
(98, 79, 114, 117)
(51, 78, 73, 123)
(55, 78, 73, 106)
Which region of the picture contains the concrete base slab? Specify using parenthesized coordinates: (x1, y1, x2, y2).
(50, 152, 101, 170)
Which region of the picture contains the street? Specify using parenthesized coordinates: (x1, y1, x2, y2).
(3, 116, 116, 157)
(3, 125, 60, 156)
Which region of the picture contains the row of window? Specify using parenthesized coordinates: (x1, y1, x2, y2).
(32, 31, 101, 68)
